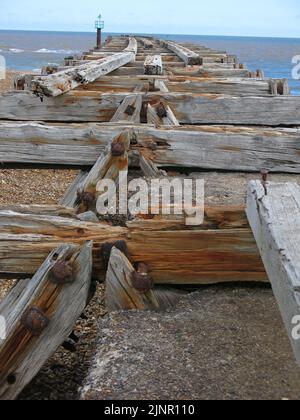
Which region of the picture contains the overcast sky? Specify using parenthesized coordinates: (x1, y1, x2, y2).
(0, 0, 299, 37)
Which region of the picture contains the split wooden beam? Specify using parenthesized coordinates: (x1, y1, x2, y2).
(30, 37, 138, 97)
(0, 207, 267, 284)
(0, 242, 92, 400)
(246, 181, 300, 367)
(144, 55, 163, 75)
(161, 40, 203, 65)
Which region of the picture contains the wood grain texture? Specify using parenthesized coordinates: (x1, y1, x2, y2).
(0, 242, 92, 400)
(246, 181, 300, 367)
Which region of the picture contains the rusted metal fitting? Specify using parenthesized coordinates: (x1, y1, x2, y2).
(261, 169, 269, 183)
(111, 141, 126, 157)
(81, 191, 96, 208)
(156, 102, 168, 119)
(51, 260, 74, 285)
(21, 307, 49, 336)
(125, 104, 136, 116)
(131, 263, 154, 293)
(102, 240, 129, 270)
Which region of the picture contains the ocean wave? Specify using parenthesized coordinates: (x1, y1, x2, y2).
(34, 48, 76, 54)
(9, 48, 24, 53)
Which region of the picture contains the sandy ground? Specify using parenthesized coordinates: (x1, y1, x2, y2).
(0, 72, 300, 400)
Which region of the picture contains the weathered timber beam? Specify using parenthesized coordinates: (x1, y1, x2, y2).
(165, 78, 290, 96)
(110, 95, 142, 123)
(30, 37, 138, 97)
(145, 92, 300, 126)
(144, 55, 163, 75)
(0, 242, 92, 400)
(2, 123, 300, 172)
(147, 103, 180, 126)
(246, 181, 300, 367)
(0, 208, 267, 283)
(138, 37, 154, 49)
(161, 40, 203, 65)
(172, 67, 251, 78)
(106, 247, 187, 311)
(3, 91, 299, 125)
(73, 131, 130, 214)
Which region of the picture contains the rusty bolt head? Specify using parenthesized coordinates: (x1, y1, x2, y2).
(156, 102, 167, 119)
(81, 191, 96, 208)
(51, 260, 74, 285)
(111, 141, 126, 157)
(21, 307, 49, 336)
(261, 169, 269, 183)
(125, 105, 136, 116)
(131, 263, 153, 293)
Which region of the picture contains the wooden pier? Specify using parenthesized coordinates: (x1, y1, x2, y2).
(1, 34, 300, 398)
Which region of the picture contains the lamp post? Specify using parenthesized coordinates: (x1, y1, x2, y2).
(95, 14, 104, 50)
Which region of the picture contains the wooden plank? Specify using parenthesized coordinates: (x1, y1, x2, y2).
(2, 123, 300, 173)
(31, 38, 137, 97)
(246, 181, 300, 366)
(60, 171, 89, 208)
(0, 211, 267, 284)
(172, 67, 251, 78)
(3, 91, 300, 125)
(106, 247, 187, 311)
(0, 242, 92, 400)
(161, 40, 202, 65)
(165, 78, 288, 96)
(144, 55, 163, 75)
(146, 93, 300, 126)
(147, 103, 180, 126)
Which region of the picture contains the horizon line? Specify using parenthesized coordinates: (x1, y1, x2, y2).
(0, 28, 299, 40)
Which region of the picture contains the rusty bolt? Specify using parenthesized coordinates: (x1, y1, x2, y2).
(156, 102, 168, 119)
(81, 191, 96, 208)
(261, 169, 269, 183)
(21, 307, 49, 336)
(131, 263, 154, 293)
(125, 105, 136, 116)
(51, 260, 74, 285)
(111, 141, 126, 157)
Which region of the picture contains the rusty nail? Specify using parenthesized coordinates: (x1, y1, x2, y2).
(156, 102, 167, 119)
(21, 307, 49, 336)
(51, 260, 74, 285)
(261, 169, 269, 183)
(111, 141, 125, 157)
(124, 104, 136, 116)
(131, 263, 154, 293)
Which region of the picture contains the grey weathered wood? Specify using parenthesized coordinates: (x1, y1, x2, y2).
(3, 91, 300, 125)
(147, 103, 180, 126)
(60, 171, 89, 208)
(165, 78, 289, 96)
(30, 38, 137, 97)
(139, 151, 167, 177)
(106, 247, 188, 311)
(172, 67, 251, 78)
(144, 55, 163, 75)
(110, 94, 142, 123)
(0, 242, 92, 400)
(246, 181, 300, 367)
(161, 40, 202, 65)
(2, 123, 300, 173)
